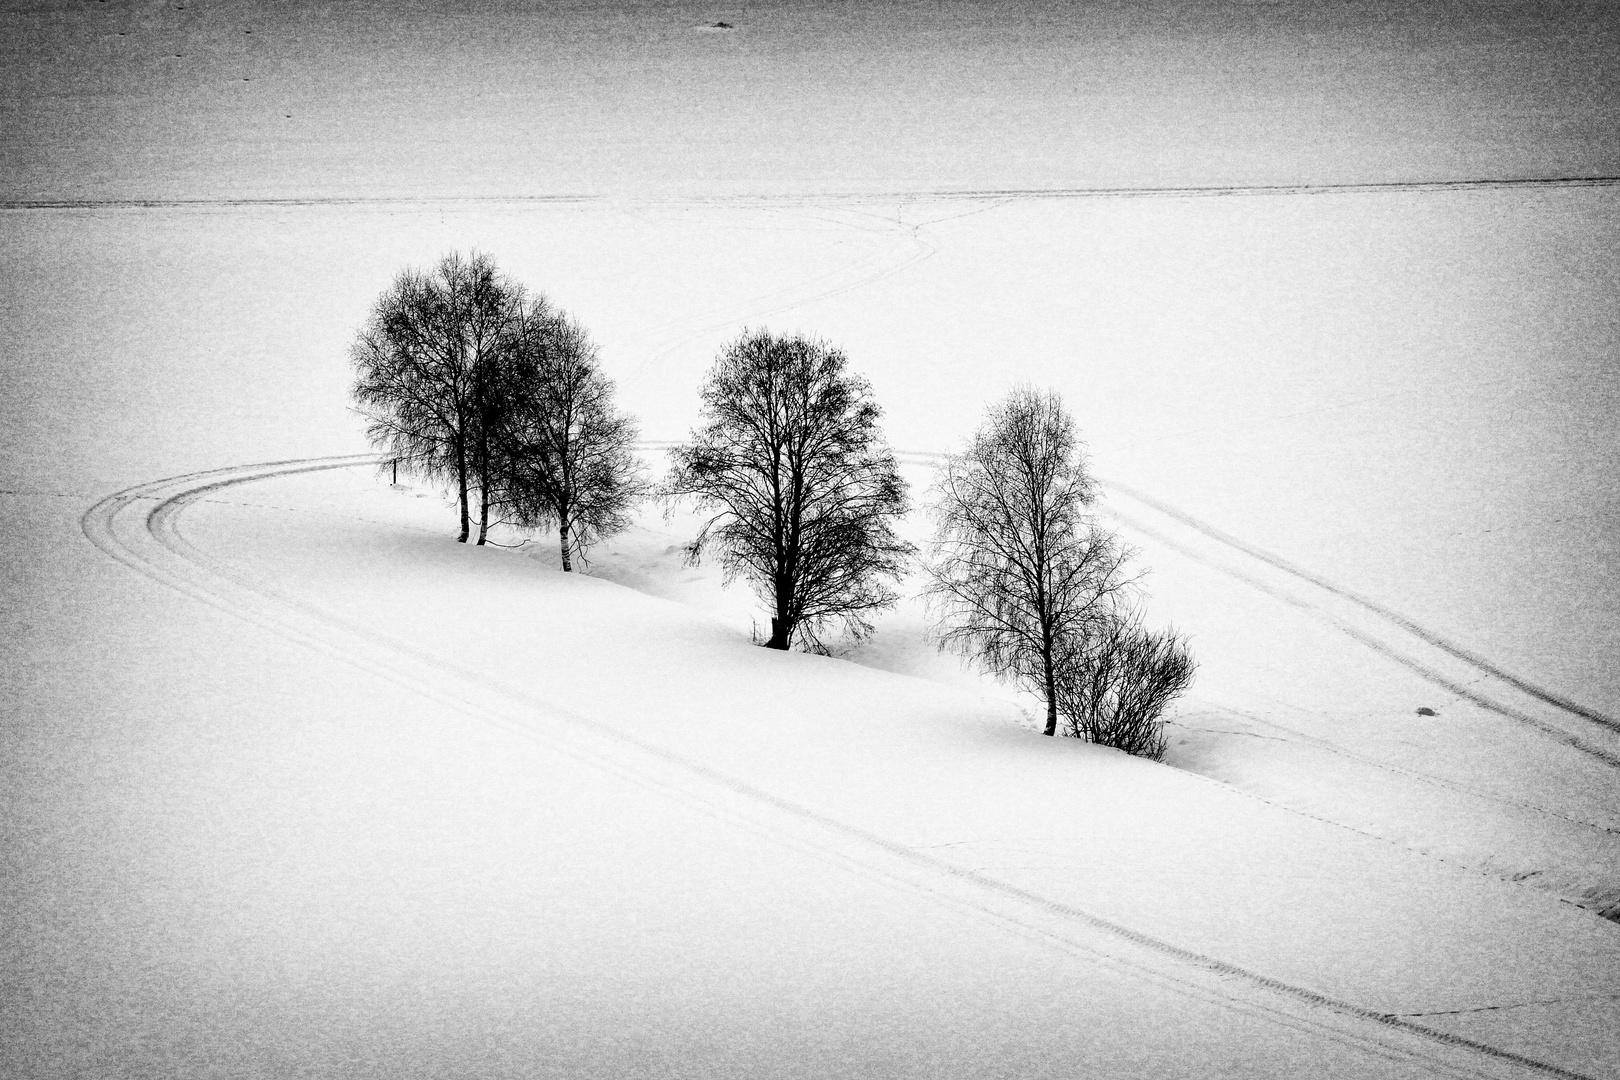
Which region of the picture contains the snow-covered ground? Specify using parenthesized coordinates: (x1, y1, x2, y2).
(5, 1, 1620, 1077)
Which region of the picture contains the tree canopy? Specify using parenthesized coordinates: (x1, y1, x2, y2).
(350, 251, 523, 544)
(352, 251, 642, 560)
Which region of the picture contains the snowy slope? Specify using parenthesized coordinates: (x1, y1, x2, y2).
(10, 455, 1607, 1079)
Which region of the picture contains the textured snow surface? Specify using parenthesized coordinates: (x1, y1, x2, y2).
(5, 1, 1620, 1076)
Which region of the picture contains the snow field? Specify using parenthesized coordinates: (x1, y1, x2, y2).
(4, 185, 1618, 1076)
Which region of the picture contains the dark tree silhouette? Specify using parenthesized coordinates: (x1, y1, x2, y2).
(925, 386, 1135, 736)
(492, 299, 646, 570)
(666, 329, 912, 651)
(351, 251, 522, 544)
(1053, 613, 1196, 760)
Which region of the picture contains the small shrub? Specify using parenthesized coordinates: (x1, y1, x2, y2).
(1055, 614, 1195, 760)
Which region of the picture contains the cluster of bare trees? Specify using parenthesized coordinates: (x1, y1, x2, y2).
(353, 257, 1190, 756)
(660, 335, 1192, 756)
(352, 252, 644, 568)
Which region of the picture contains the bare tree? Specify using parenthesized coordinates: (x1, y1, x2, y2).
(925, 386, 1135, 736)
(665, 329, 912, 651)
(351, 251, 522, 544)
(1053, 613, 1196, 760)
(492, 299, 647, 570)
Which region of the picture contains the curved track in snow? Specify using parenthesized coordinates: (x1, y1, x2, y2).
(81, 456, 1603, 1080)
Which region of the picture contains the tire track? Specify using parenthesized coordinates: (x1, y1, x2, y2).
(1102, 500, 1620, 777)
(1104, 491, 1620, 774)
(79, 455, 1603, 1080)
(1107, 481, 1620, 738)
(895, 450, 1620, 772)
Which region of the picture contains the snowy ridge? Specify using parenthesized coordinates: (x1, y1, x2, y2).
(78, 455, 1619, 1079)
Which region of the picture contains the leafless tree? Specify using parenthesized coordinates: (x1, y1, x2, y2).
(1053, 613, 1196, 760)
(491, 299, 647, 570)
(351, 251, 522, 544)
(665, 329, 912, 651)
(925, 386, 1136, 736)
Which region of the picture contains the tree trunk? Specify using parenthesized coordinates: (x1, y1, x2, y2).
(559, 524, 572, 572)
(765, 617, 791, 650)
(1043, 667, 1059, 735)
(456, 451, 470, 544)
(1042, 637, 1058, 737)
(765, 572, 793, 649)
(474, 383, 491, 545)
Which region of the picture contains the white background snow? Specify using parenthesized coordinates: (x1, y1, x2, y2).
(3, 2, 1618, 1077)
